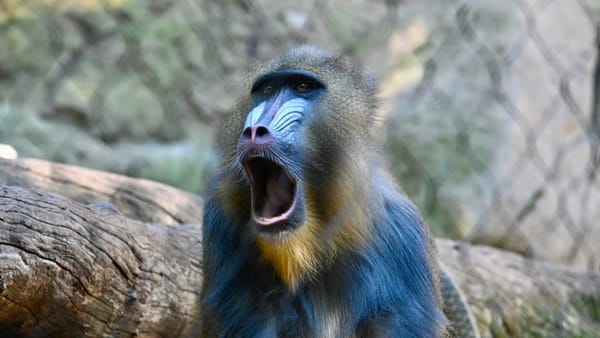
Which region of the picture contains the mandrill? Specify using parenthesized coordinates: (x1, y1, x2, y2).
(200, 46, 446, 337)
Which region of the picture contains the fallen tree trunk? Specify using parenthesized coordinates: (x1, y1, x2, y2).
(0, 183, 203, 337)
(0, 158, 204, 225)
(438, 241, 600, 337)
(0, 158, 598, 337)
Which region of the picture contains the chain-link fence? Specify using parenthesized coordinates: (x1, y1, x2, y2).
(0, 0, 599, 275)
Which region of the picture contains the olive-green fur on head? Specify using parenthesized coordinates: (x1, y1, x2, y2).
(219, 46, 378, 157)
(259, 46, 379, 137)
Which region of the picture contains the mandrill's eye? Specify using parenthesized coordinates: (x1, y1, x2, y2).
(263, 85, 274, 95)
(294, 83, 311, 92)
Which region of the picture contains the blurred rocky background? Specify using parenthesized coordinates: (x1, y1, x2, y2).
(1, 0, 599, 272)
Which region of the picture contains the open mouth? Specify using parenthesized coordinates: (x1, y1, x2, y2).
(243, 157, 297, 226)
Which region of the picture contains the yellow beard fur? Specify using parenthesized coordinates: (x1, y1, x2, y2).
(256, 173, 373, 291)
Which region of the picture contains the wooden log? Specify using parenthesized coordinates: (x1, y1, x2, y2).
(0, 158, 203, 225)
(439, 240, 600, 337)
(0, 184, 203, 337)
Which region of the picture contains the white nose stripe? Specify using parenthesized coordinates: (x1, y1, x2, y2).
(244, 102, 266, 128)
(244, 98, 305, 131)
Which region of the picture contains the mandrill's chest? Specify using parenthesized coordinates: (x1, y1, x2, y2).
(251, 283, 355, 338)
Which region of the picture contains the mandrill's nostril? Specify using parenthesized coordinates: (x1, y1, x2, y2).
(241, 125, 272, 144)
(243, 127, 252, 138)
(255, 126, 270, 137)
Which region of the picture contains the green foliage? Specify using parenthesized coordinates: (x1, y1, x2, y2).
(0, 1, 220, 192)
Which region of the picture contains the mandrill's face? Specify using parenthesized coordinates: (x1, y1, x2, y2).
(236, 69, 326, 238)
(215, 47, 379, 288)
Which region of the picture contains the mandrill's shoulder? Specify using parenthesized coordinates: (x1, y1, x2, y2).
(369, 168, 425, 223)
(343, 185, 445, 336)
(370, 170, 432, 260)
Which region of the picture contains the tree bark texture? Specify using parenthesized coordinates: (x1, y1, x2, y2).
(0, 158, 204, 225)
(0, 158, 598, 337)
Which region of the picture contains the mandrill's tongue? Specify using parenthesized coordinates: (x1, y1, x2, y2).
(261, 170, 295, 218)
